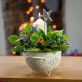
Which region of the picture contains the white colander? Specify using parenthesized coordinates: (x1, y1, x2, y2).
(24, 51, 61, 76)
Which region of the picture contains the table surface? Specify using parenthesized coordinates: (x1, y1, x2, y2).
(0, 56, 82, 82)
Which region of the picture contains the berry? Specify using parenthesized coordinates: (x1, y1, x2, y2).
(23, 35, 29, 40)
(38, 39, 44, 44)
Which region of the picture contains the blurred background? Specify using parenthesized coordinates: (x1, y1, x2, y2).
(0, 0, 82, 56)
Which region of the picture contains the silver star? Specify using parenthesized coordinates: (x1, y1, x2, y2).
(43, 9, 52, 21)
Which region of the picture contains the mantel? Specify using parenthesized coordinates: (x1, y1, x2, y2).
(0, 56, 82, 82)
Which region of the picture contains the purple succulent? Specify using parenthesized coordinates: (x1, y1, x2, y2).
(23, 35, 29, 40)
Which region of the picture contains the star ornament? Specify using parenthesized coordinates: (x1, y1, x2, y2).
(31, 25, 38, 33)
(43, 9, 52, 21)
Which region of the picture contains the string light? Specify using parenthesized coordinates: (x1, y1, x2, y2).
(40, 0, 45, 3)
(35, 5, 40, 9)
(27, 0, 32, 3)
(52, 25, 56, 29)
(29, 6, 34, 12)
(12, 51, 16, 55)
(26, 11, 30, 14)
(25, 0, 45, 27)
(19, 23, 28, 31)
(30, 16, 34, 23)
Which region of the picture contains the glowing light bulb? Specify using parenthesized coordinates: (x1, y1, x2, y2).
(26, 11, 30, 14)
(35, 5, 40, 9)
(40, 0, 45, 3)
(30, 16, 34, 23)
(29, 7, 33, 12)
(19, 23, 28, 31)
(52, 25, 56, 29)
(12, 51, 16, 55)
(27, 0, 32, 3)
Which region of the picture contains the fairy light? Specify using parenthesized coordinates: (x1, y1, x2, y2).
(26, 0, 45, 24)
(27, 0, 32, 3)
(52, 25, 56, 29)
(26, 6, 33, 15)
(25, 0, 46, 28)
(35, 5, 40, 9)
(26, 11, 30, 14)
(29, 6, 33, 12)
(19, 23, 28, 31)
(40, 0, 45, 3)
(12, 51, 16, 55)
(30, 16, 34, 23)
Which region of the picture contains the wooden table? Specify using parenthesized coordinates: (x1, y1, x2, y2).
(0, 56, 82, 82)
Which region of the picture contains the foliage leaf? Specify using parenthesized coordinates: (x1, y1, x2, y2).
(8, 35, 19, 45)
(37, 29, 46, 40)
(27, 48, 41, 53)
(24, 24, 31, 33)
(13, 45, 24, 52)
(30, 33, 41, 42)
